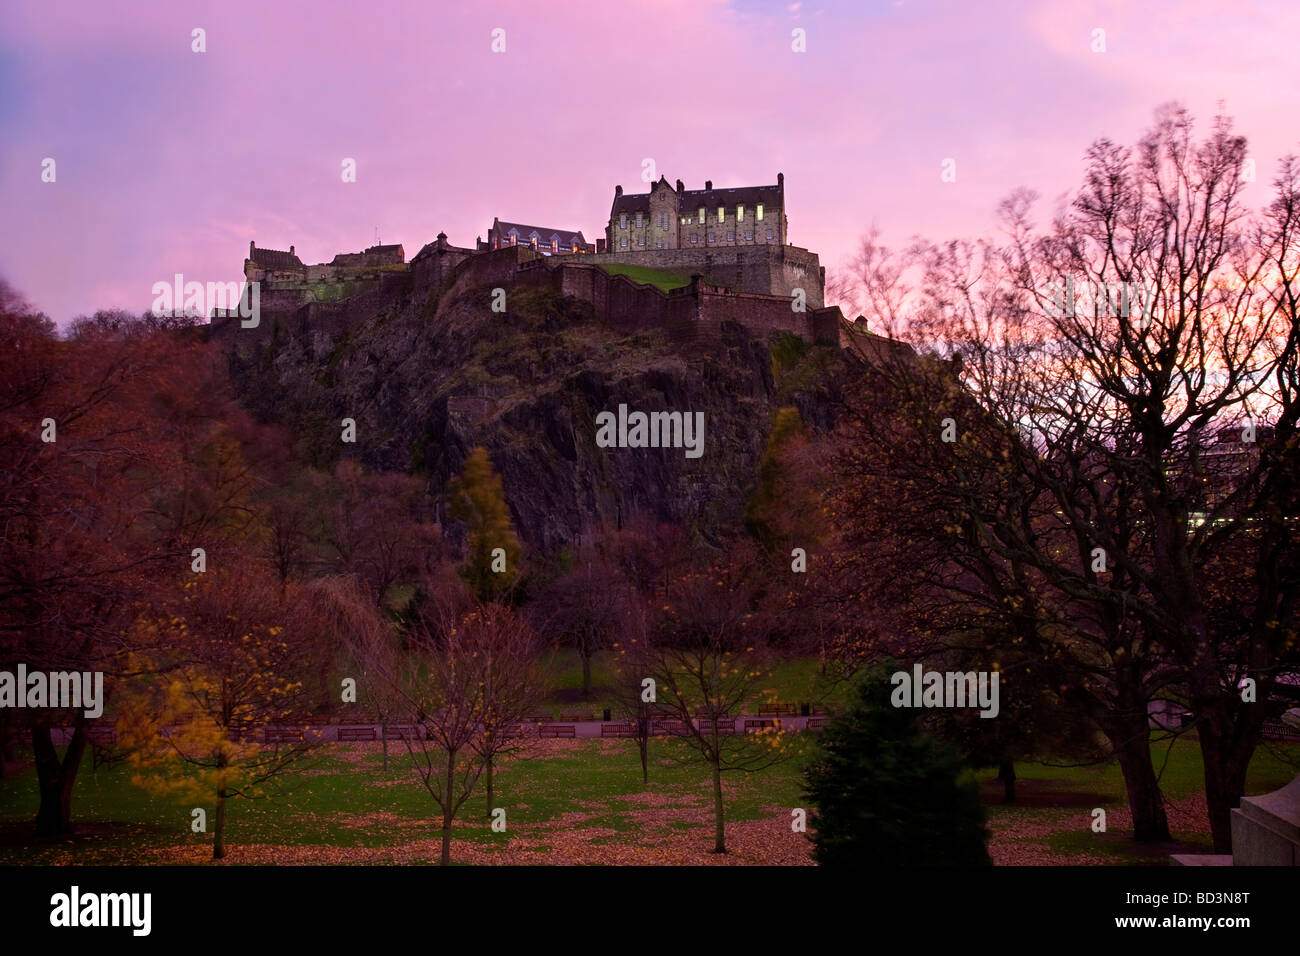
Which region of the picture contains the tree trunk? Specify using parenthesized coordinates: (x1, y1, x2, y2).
(1108, 715, 1170, 842)
(380, 718, 388, 771)
(580, 645, 592, 697)
(485, 753, 494, 818)
(1196, 701, 1255, 854)
(0, 710, 11, 778)
(214, 749, 229, 859)
(32, 724, 86, 836)
(214, 788, 227, 859)
(998, 759, 1016, 803)
(711, 761, 726, 853)
(440, 750, 456, 865)
(639, 737, 648, 787)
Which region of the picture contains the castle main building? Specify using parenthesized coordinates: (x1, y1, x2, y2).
(605, 174, 788, 253)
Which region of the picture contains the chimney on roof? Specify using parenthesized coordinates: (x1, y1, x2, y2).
(289, 245, 295, 256)
(777, 172, 784, 187)
(615, 185, 622, 196)
(676, 179, 683, 193)
(249, 241, 255, 259)
(705, 179, 712, 190)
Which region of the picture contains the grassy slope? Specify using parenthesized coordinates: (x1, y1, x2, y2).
(598, 263, 694, 292)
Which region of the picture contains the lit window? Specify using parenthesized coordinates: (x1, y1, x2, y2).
(530, 236, 537, 249)
(572, 241, 579, 253)
(738, 204, 744, 222)
(717, 207, 724, 223)
(698, 207, 705, 223)
(510, 233, 517, 246)
(757, 204, 764, 221)
(552, 239, 558, 253)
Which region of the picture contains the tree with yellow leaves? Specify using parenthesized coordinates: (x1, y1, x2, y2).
(445, 446, 521, 601)
(118, 566, 316, 859)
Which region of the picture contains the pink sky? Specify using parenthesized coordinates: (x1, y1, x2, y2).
(2, 0, 1298, 324)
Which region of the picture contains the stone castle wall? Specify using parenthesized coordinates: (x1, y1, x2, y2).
(576, 244, 824, 309)
(221, 232, 840, 350)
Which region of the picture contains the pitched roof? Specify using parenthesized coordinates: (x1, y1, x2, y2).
(610, 180, 782, 219)
(495, 221, 589, 247)
(250, 245, 304, 270)
(681, 183, 781, 208)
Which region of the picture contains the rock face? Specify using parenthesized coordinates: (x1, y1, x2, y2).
(218, 275, 854, 554)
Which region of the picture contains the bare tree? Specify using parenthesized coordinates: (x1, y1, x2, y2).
(382, 591, 543, 865)
(631, 545, 801, 854)
(834, 104, 1300, 850)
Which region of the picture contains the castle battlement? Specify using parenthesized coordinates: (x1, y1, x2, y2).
(224, 175, 840, 345)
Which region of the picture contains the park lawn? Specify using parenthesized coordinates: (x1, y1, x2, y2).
(0, 731, 1294, 866)
(536, 648, 855, 716)
(599, 264, 694, 292)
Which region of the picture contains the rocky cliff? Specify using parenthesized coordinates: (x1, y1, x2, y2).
(218, 273, 858, 554)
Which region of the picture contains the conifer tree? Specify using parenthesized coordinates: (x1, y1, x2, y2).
(446, 446, 521, 601)
(802, 665, 992, 866)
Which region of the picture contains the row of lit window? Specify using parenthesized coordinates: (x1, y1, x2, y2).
(495, 234, 583, 253)
(617, 229, 775, 248)
(618, 204, 764, 230)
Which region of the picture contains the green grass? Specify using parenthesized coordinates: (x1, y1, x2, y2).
(2, 735, 1295, 865)
(535, 648, 855, 715)
(599, 264, 694, 292)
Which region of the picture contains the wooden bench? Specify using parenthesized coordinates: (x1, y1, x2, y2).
(559, 712, 596, 722)
(756, 704, 798, 716)
(806, 717, 826, 731)
(522, 715, 550, 724)
(743, 719, 775, 732)
(383, 725, 419, 741)
(86, 726, 117, 746)
(651, 719, 690, 736)
(337, 726, 377, 742)
(264, 727, 304, 743)
(601, 722, 637, 738)
(539, 724, 576, 738)
(696, 719, 736, 735)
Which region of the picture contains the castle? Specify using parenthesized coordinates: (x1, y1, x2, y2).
(603, 174, 788, 252)
(222, 174, 902, 359)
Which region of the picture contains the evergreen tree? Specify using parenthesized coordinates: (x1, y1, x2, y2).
(446, 446, 521, 600)
(802, 664, 992, 865)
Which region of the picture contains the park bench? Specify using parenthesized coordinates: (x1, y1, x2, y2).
(539, 724, 576, 738)
(86, 726, 117, 746)
(559, 712, 596, 722)
(651, 719, 690, 736)
(806, 717, 826, 731)
(384, 724, 419, 741)
(696, 718, 736, 735)
(264, 727, 304, 743)
(743, 719, 775, 732)
(522, 715, 550, 724)
(601, 722, 637, 738)
(337, 726, 377, 742)
(756, 704, 798, 716)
